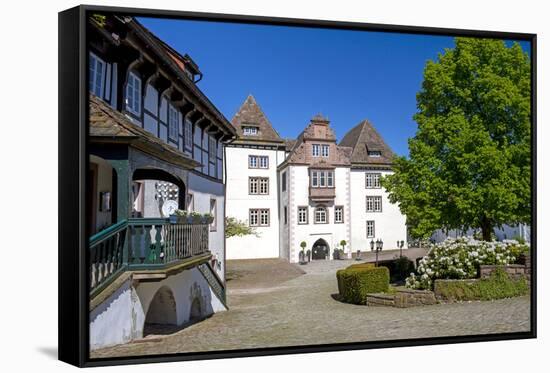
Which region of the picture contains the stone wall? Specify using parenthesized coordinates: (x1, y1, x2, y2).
(479, 260, 531, 283)
(366, 289, 437, 308)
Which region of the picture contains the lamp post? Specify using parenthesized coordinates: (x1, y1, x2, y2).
(372, 239, 383, 266)
(398, 240, 405, 257)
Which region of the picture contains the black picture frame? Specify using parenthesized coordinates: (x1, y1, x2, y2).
(58, 4, 537, 368)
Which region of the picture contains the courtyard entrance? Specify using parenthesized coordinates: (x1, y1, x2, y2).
(312, 238, 329, 260)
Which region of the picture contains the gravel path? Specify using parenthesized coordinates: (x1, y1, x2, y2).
(91, 259, 530, 358)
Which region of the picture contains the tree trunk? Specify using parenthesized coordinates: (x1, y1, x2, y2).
(481, 216, 493, 241)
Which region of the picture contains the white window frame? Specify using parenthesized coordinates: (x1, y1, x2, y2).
(334, 206, 344, 223)
(243, 126, 259, 136)
(168, 104, 179, 141)
(321, 144, 330, 157)
(259, 178, 269, 195)
(311, 171, 318, 187)
(249, 209, 259, 226)
(248, 155, 258, 168)
(298, 206, 308, 224)
(249, 178, 259, 194)
(259, 156, 269, 169)
(366, 173, 382, 189)
(125, 71, 142, 116)
(368, 150, 382, 157)
(312, 144, 320, 157)
(367, 220, 375, 238)
(366, 196, 383, 212)
(89, 52, 105, 98)
(314, 206, 328, 224)
(311, 170, 334, 188)
(259, 209, 270, 226)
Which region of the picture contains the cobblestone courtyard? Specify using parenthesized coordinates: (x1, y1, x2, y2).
(91, 258, 530, 358)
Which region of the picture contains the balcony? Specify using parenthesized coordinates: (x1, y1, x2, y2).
(89, 218, 210, 297)
(309, 187, 336, 202)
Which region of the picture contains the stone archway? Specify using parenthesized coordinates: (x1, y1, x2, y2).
(132, 168, 187, 218)
(144, 286, 177, 335)
(312, 238, 329, 260)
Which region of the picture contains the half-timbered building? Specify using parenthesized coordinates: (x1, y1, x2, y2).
(87, 15, 236, 350)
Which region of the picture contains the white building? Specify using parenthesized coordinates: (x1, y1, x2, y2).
(225, 95, 287, 259)
(225, 97, 408, 263)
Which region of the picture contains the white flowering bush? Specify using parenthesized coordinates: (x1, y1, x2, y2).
(405, 237, 529, 290)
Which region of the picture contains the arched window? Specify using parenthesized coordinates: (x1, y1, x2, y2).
(314, 205, 328, 224)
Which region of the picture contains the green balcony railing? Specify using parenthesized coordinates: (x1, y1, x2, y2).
(89, 218, 210, 297)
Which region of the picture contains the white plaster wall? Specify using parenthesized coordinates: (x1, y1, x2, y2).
(225, 146, 283, 259)
(89, 277, 145, 351)
(135, 267, 226, 327)
(349, 169, 408, 253)
(279, 165, 290, 260)
(90, 155, 113, 232)
(188, 172, 226, 277)
(90, 266, 226, 351)
(286, 165, 350, 263)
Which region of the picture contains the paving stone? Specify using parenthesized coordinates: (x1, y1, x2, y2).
(91, 259, 531, 358)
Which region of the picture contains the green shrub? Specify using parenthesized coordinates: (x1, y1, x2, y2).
(336, 266, 390, 304)
(346, 262, 376, 270)
(435, 268, 529, 301)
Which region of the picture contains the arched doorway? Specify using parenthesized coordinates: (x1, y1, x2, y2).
(132, 168, 187, 218)
(312, 238, 329, 260)
(144, 286, 177, 336)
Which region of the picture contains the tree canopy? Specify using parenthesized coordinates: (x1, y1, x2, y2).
(382, 38, 531, 241)
(225, 217, 258, 239)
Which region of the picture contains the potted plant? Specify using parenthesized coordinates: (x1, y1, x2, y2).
(299, 241, 307, 265)
(340, 239, 348, 259)
(203, 213, 214, 224)
(189, 211, 203, 224)
(170, 209, 188, 224)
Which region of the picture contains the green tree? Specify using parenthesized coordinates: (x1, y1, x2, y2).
(225, 217, 258, 238)
(382, 38, 531, 241)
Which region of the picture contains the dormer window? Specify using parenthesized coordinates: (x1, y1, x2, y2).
(243, 126, 259, 136)
(321, 144, 330, 157)
(312, 144, 320, 157)
(368, 150, 382, 157)
(125, 71, 142, 116)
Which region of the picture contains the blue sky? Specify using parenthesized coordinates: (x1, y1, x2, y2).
(139, 17, 529, 157)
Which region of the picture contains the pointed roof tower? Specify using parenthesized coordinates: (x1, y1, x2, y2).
(339, 119, 395, 167)
(230, 95, 284, 145)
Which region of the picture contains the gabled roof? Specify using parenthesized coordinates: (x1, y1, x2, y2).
(89, 95, 201, 170)
(280, 115, 352, 168)
(230, 95, 284, 144)
(339, 119, 395, 166)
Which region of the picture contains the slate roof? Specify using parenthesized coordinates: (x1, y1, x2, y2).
(230, 95, 284, 144)
(339, 119, 395, 166)
(89, 95, 201, 169)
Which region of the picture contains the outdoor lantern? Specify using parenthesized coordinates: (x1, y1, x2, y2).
(370, 239, 375, 251)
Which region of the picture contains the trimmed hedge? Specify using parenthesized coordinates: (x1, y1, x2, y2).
(435, 268, 529, 302)
(346, 262, 376, 270)
(337, 266, 390, 305)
